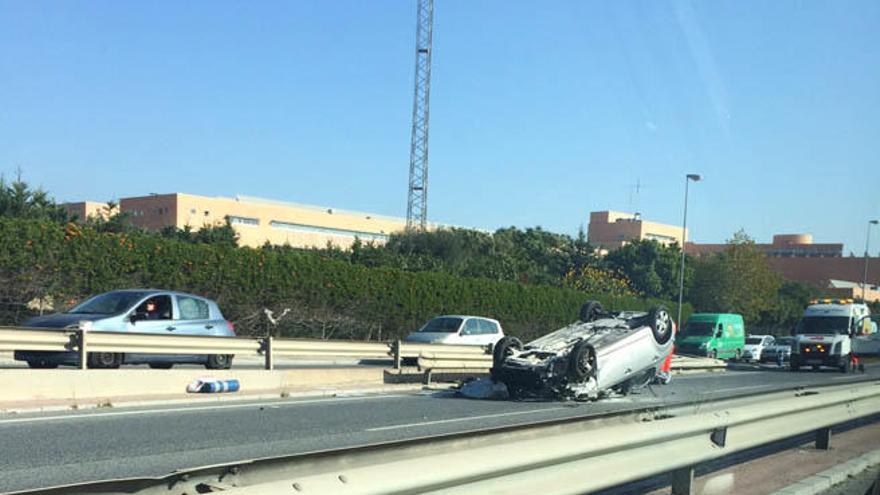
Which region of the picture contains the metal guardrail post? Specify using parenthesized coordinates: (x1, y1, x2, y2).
(816, 427, 832, 450)
(76, 329, 88, 370)
(263, 337, 274, 371)
(671, 465, 695, 495)
(393, 340, 402, 370)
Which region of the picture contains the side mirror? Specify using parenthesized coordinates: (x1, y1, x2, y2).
(715, 331, 722, 338)
(129, 312, 143, 324)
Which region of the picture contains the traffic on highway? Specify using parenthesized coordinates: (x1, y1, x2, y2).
(2, 1, 880, 494)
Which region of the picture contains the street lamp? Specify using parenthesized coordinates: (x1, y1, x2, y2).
(863, 219, 879, 301)
(677, 174, 701, 332)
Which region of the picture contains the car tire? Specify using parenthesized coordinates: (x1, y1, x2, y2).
(734, 349, 742, 361)
(567, 341, 596, 381)
(790, 356, 800, 371)
(88, 352, 122, 369)
(491, 337, 522, 379)
(206, 354, 233, 370)
(26, 360, 58, 369)
(149, 363, 174, 370)
(579, 301, 604, 323)
(647, 306, 673, 345)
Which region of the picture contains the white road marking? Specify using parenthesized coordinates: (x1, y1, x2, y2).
(366, 406, 569, 432)
(0, 393, 410, 426)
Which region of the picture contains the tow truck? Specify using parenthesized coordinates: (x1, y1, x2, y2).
(789, 299, 874, 373)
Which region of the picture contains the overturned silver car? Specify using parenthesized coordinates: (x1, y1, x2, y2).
(491, 302, 674, 400)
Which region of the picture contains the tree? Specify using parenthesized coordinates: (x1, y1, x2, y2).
(602, 239, 688, 300)
(689, 231, 782, 324)
(0, 174, 67, 222)
(757, 281, 819, 334)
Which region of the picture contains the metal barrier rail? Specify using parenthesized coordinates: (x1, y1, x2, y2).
(0, 326, 74, 352)
(0, 326, 489, 371)
(25, 379, 880, 495)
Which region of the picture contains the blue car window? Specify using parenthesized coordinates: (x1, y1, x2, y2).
(177, 296, 209, 320)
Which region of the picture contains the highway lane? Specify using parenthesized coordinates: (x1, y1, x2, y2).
(1, 366, 878, 494)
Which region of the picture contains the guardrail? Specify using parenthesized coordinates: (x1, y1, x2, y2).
(0, 326, 490, 371)
(25, 378, 880, 495)
(417, 350, 493, 383)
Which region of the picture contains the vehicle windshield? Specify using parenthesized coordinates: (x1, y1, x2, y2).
(67, 291, 150, 315)
(684, 321, 715, 336)
(796, 316, 851, 335)
(775, 338, 795, 346)
(418, 317, 463, 333)
(745, 337, 763, 345)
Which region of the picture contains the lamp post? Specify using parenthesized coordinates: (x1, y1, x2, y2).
(863, 219, 879, 301)
(677, 174, 701, 332)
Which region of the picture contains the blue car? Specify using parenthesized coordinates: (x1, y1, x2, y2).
(14, 289, 236, 369)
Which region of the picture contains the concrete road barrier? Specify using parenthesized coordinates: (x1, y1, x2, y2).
(0, 367, 389, 411)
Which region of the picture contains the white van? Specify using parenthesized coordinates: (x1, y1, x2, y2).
(790, 299, 874, 372)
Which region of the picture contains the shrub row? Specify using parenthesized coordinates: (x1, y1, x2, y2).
(0, 218, 690, 341)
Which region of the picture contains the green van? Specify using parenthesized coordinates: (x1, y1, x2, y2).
(676, 313, 745, 359)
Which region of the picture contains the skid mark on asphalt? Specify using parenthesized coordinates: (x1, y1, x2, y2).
(366, 406, 570, 431)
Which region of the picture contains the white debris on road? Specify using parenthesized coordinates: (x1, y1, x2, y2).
(459, 378, 510, 400)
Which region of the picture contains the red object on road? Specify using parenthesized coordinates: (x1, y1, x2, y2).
(661, 345, 674, 374)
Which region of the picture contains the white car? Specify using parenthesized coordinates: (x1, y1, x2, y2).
(491, 302, 674, 400)
(404, 315, 505, 346)
(742, 335, 775, 362)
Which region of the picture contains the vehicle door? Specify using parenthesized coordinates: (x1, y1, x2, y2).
(478, 319, 503, 345)
(123, 294, 176, 364)
(458, 318, 483, 345)
(173, 295, 215, 335)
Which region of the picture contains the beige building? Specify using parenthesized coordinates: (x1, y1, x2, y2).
(587, 211, 685, 252)
(69, 193, 423, 249)
(64, 201, 111, 222)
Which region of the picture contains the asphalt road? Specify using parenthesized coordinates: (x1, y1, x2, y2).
(1, 365, 878, 494)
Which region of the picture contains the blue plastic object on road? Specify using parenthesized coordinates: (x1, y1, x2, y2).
(187, 378, 240, 393)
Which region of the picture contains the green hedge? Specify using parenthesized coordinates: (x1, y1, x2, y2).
(0, 218, 690, 341)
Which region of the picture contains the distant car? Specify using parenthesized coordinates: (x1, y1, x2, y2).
(404, 315, 505, 346)
(742, 335, 775, 362)
(760, 337, 795, 363)
(491, 301, 674, 400)
(14, 289, 236, 369)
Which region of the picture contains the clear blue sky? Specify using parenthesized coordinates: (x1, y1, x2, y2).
(1, 1, 878, 253)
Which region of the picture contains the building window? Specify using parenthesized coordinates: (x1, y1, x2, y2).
(269, 220, 389, 243)
(228, 216, 260, 227)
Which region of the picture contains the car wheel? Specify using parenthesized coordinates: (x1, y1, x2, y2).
(579, 301, 604, 323)
(790, 356, 800, 371)
(206, 354, 233, 370)
(26, 360, 58, 369)
(567, 341, 596, 381)
(149, 363, 174, 370)
(88, 352, 121, 369)
(734, 349, 742, 361)
(647, 306, 673, 345)
(491, 337, 522, 379)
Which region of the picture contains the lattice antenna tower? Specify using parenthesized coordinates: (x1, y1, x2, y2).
(405, 0, 434, 230)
